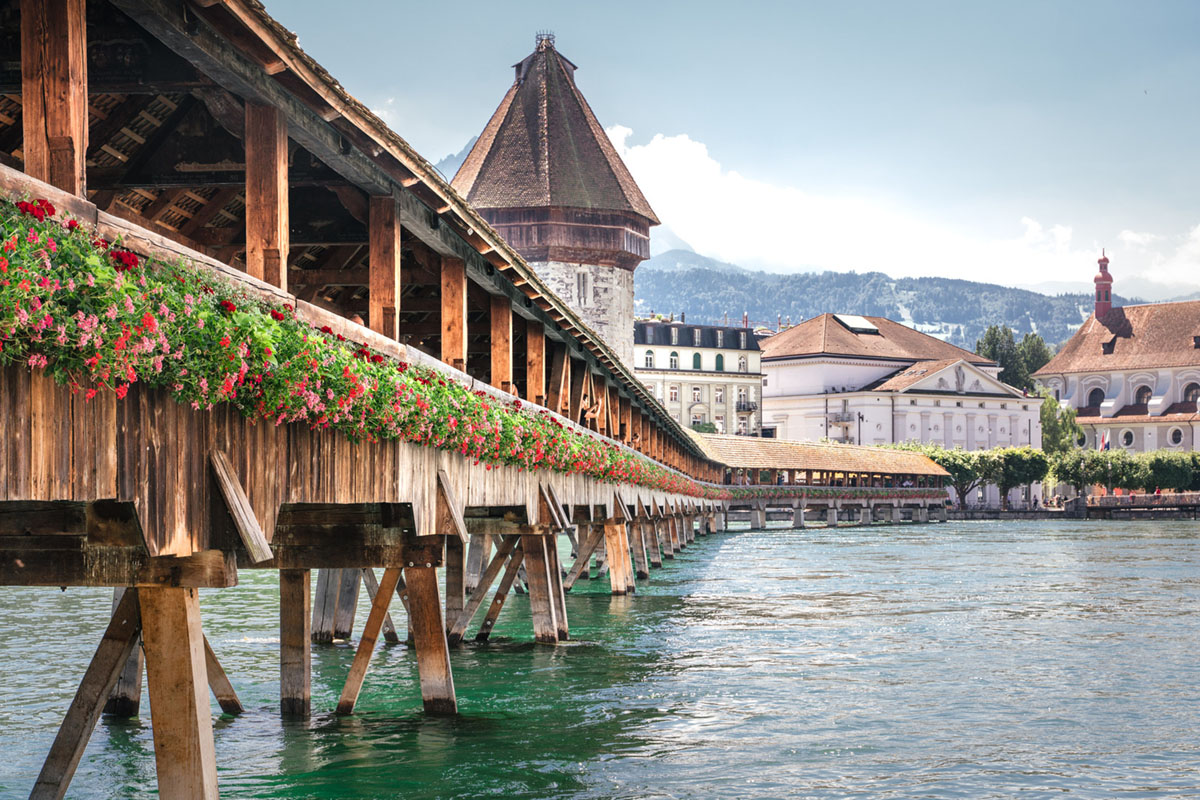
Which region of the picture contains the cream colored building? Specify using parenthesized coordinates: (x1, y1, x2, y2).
(634, 320, 764, 435)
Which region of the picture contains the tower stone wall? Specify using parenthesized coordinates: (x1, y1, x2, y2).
(532, 260, 635, 368)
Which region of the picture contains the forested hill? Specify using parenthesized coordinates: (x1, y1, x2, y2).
(634, 250, 1142, 349)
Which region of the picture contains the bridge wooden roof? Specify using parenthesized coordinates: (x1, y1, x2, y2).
(685, 432, 950, 476)
(0, 0, 706, 464)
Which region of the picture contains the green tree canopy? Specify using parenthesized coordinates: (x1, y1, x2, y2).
(1038, 389, 1083, 455)
(1017, 333, 1053, 379)
(975, 325, 1028, 390)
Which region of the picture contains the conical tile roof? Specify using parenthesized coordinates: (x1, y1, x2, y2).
(452, 37, 659, 225)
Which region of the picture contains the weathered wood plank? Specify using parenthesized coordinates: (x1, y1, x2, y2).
(208, 450, 272, 564)
(244, 101, 289, 288)
(202, 635, 243, 715)
(336, 566, 401, 715)
(403, 565, 457, 714)
(490, 294, 512, 393)
(368, 195, 401, 338)
(279, 568, 311, 718)
(103, 588, 143, 717)
(440, 257, 466, 371)
(20, 0, 87, 194)
(521, 535, 559, 643)
(360, 567, 400, 644)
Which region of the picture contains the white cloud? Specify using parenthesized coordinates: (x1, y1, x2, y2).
(608, 125, 1200, 294)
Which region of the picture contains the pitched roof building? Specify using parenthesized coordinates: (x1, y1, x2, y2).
(1034, 255, 1200, 452)
(452, 34, 658, 368)
(760, 312, 1042, 507)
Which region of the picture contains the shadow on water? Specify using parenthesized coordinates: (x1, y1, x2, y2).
(3, 522, 1200, 798)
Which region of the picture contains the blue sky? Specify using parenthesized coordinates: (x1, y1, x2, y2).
(268, 1, 1200, 297)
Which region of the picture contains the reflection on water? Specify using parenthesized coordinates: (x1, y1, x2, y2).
(2, 520, 1199, 798)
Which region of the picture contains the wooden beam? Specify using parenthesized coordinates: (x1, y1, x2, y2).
(475, 540, 524, 642)
(202, 636, 243, 715)
(403, 565, 457, 714)
(521, 535, 559, 643)
(368, 195, 401, 338)
(140, 587, 219, 800)
(336, 566, 401, 715)
(103, 588, 143, 718)
(279, 568, 310, 718)
(447, 534, 519, 645)
(31, 589, 140, 800)
(208, 450, 272, 564)
(288, 267, 368, 286)
(20, 0, 87, 194)
(360, 568, 400, 644)
(244, 102, 288, 288)
(490, 295, 513, 393)
(440, 257, 466, 371)
(525, 319, 546, 406)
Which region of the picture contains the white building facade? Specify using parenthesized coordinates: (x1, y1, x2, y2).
(760, 314, 1043, 507)
(633, 320, 763, 435)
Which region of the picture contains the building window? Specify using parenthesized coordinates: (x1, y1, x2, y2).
(715, 387, 724, 404)
(644, 350, 654, 369)
(1134, 385, 1152, 406)
(739, 332, 746, 348)
(738, 356, 747, 373)
(1169, 427, 1184, 446)
(693, 328, 701, 346)
(691, 413, 704, 426)
(1087, 388, 1105, 408)
(1184, 382, 1200, 403)
(668, 385, 679, 402)
(692, 386, 702, 402)
(737, 387, 747, 403)
(716, 330, 724, 348)
(693, 352, 702, 370)
(669, 351, 679, 370)
(575, 270, 591, 306)
(1121, 429, 1134, 448)
(714, 414, 725, 432)
(670, 327, 678, 345)
(715, 353, 725, 371)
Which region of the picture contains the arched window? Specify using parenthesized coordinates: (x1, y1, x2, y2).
(715, 354, 725, 371)
(692, 353, 702, 370)
(1087, 388, 1105, 408)
(644, 350, 654, 369)
(669, 351, 679, 370)
(1134, 385, 1152, 406)
(1184, 382, 1200, 404)
(1121, 429, 1134, 448)
(1169, 428, 1184, 446)
(738, 356, 747, 373)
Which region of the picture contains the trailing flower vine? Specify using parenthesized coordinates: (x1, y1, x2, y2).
(0, 195, 745, 497)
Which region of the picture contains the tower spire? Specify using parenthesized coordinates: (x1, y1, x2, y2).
(1094, 250, 1113, 318)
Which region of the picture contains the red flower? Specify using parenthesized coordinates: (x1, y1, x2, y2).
(110, 250, 139, 272)
(93, 237, 110, 251)
(270, 309, 286, 321)
(219, 299, 237, 314)
(141, 312, 157, 332)
(66, 219, 79, 231)
(115, 384, 128, 399)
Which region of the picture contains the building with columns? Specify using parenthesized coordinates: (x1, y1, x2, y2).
(1034, 254, 1200, 452)
(760, 313, 1043, 506)
(451, 33, 658, 370)
(633, 319, 764, 435)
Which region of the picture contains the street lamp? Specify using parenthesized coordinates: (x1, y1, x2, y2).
(857, 412, 865, 445)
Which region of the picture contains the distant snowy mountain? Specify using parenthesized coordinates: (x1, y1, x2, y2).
(432, 137, 477, 183)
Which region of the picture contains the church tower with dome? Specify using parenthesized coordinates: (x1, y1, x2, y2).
(451, 33, 659, 369)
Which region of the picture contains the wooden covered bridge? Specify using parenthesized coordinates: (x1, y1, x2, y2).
(688, 432, 950, 527)
(0, 1, 734, 796)
(0, 1, 948, 796)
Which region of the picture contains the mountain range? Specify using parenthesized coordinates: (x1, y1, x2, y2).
(634, 249, 1163, 350)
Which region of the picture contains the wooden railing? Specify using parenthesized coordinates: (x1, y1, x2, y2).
(1087, 492, 1200, 508)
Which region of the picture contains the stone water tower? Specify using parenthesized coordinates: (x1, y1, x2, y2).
(452, 33, 659, 368)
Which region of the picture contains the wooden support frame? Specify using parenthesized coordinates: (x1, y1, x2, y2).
(208, 450, 272, 564)
(404, 564, 457, 714)
(475, 540, 525, 642)
(20, 0, 88, 195)
(244, 102, 289, 289)
(447, 534, 519, 645)
(361, 568, 401, 644)
(563, 523, 603, 591)
(547, 342, 570, 417)
(279, 568, 311, 718)
(525, 319, 546, 406)
(521, 534, 560, 643)
(440, 257, 467, 370)
(336, 566, 402, 715)
(369, 195, 401, 338)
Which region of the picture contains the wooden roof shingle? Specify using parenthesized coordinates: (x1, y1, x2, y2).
(1034, 301, 1200, 376)
(686, 432, 950, 476)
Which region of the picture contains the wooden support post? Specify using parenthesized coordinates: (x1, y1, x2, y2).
(448, 535, 519, 644)
(244, 102, 289, 289)
(444, 534, 466, 628)
(336, 567, 402, 715)
(563, 524, 603, 591)
(490, 295, 513, 392)
(619, 395, 632, 444)
(546, 535, 569, 640)
(31, 589, 140, 800)
(203, 636, 243, 716)
(361, 568, 400, 644)
(525, 320, 546, 405)
(103, 587, 143, 717)
(476, 541, 524, 642)
(602, 521, 629, 596)
(279, 569, 311, 719)
(403, 565, 457, 714)
(369, 195, 401, 338)
(441, 257, 467, 370)
(20, 0, 87, 195)
(631, 520, 650, 579)
(140, 587, 219, 800)
(311, 568, 337, 643)
(660, 516, 675, 559)
(332, 568, 360, 641)
(521, 535, 560, 642)
(464, 533, 492, 595)
(645, 517, 663, 568)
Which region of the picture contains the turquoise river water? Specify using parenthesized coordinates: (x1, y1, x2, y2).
(1, 519, 1198, 799)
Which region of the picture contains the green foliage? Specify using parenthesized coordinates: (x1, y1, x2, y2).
(886, 441, 987, 509)
(1018, 333, 1053, 377)
(975, 325, 1028, 390)
(690, 422, 718, 433)
(1140, 450, 1194, 492)
(987, 447, 1050, 509)
(1038, 389, 1083, 455)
